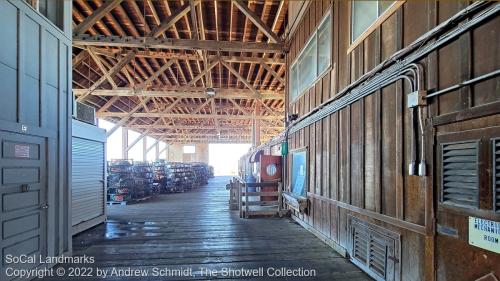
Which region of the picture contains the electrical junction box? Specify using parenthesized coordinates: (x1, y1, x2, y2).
(407, 90, 427, 108)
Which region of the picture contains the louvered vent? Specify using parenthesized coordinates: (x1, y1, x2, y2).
(441, 141, 479, 208)
(369, 235, 388, 278)
(494, 139, 500, 212)
(353, 228, 368, 264)
(349, 217, 400, 281)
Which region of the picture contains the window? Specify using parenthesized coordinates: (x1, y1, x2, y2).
(290, 64, 298, 101)
(351, 1, 396, 43)
(290, 12, 332, 102)
(183, 145, 195, 154)
(317, 15, 332, 75)
(291, 149, 307, 197)
(298, 39, 317, 93)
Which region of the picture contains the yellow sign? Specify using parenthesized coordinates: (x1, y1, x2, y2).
(469, 217, 500, 254)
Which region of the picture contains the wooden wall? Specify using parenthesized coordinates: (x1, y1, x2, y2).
(279, 1, 500, 280)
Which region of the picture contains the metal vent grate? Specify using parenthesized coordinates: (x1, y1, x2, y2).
(441, 141, 479, 208)
(353, 228, 368, 264)
(494, 139, 500, 212)
(349, 217, 399, 281)
(75, 101, 96, 125)
(369, 235, 388, 278)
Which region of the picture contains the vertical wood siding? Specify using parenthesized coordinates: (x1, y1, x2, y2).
(280, 1, 500, 280)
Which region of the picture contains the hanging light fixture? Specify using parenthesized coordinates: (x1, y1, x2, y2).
(205, 88, 216, 97)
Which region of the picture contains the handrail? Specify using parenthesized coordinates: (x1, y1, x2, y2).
(244, 181, 280, 188)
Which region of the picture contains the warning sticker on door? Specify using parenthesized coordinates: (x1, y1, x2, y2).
(14, 144, 30, 158)
(469, 217, 500, 254)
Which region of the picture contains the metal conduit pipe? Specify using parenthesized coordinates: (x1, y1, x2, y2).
(251, 2, 499, 181)
(426, 68, 500, 99)
(405, 67, 420, 175)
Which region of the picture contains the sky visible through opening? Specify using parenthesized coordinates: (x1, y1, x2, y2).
(98, 119, 250, 175)
(209, 143, 251, 176)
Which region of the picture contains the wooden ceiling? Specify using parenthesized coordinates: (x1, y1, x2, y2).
(72, 0, 288, 144)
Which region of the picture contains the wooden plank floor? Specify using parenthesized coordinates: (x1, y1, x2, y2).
(47, 176, 371, 280)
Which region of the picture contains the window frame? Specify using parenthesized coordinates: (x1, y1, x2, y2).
(289, 147, 308, 198)
(289, 9, 332, 104)
(348, 0, 405, 54)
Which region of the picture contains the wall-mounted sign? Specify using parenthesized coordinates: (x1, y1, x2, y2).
(14, 144, 30, 158)
(469, 217, 500, 254)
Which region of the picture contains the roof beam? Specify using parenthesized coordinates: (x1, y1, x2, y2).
(72, 88, 284, 100)
(98, 112, 282, 121)
(232, 0, 281, 43)
(125, 119, 162, 151)
(127, 124, 283, 130)
(73, 34, 284, 53)
(78, 48, 285, 64)
(228, 99, 250, 115)
(97, 96, 120, 114)
(72, 50, 88, 67)
(148, 1, 193, 38)
(73, 0, 123, 35)
(87, 47, 118, 89)
(105, 97, 150, 137)
(76, 50, 136, 102)
(260, 63, 285, 86)
(136, 59, 177, 90)
(184, 60, 219, 88)
(220, 59, 259, 95)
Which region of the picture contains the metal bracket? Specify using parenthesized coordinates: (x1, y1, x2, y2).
(21, 184, 30, 192)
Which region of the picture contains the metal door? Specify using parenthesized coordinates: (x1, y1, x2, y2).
(0, 131, 47, 280)
(72, 137, 105, 228)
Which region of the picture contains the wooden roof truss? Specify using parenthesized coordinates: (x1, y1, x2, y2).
(72, 0, 287, 144)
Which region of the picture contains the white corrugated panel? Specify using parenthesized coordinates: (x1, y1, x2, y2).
(72, 137, 105, 226)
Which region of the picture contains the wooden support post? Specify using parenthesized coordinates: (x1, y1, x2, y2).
(255, 103, 261, 146)
(121, 128, 128, 159)
(278, 181, 283, 217)
(142, 137, 147, 161)
(155, 142, 160, 160)
(245, 183, 249, 218)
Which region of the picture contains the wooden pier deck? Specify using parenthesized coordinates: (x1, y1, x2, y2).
(48, 176, 371, 280)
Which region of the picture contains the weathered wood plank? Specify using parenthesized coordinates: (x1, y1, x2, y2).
(49, 177, 369, 281)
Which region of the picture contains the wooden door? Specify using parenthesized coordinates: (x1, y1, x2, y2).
(435, 126, 500, 281)
(0, 131, 47, 281)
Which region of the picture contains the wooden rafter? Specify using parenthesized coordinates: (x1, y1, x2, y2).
(73, 0, 123, 35)
(232, 0, 281, 43)
(136, 59, 177, 90)
(99, 112, 281, 121)
(106, 97, 150, 137)
(149, 2, 193, 38)
(220, 60, 259, 95)
(72, 88, 284, 100)
(76, 50, 136, 101)
(72, 0, 288, 144)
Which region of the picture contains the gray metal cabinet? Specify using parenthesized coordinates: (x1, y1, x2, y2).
(71, 120, 106, 235)
(0, 1, 72, 280)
